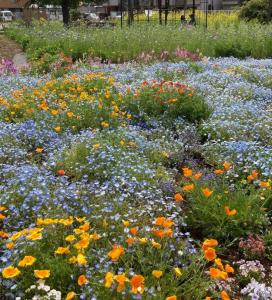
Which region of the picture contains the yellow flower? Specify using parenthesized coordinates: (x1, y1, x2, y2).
(34, 269, 50, 279)
(173, 267, 182, 277)
(35, 148, 43, 153)
(0, 206, 6, 211)
(77, 253, 87, 266)
(151, 240, 161, 249)
(54, 126, 61, 132)
(152, 270, 163, 278)
(139, 237, 148, 244)
(92, 144, 101, 150)
(122, 220, 130, 227)
(104, 272, 114, 288)
(6, 242, 14, 249)
(223, 162, 231, 170)
(2, 266, 21, 278)
(55, 247, 70, 255)
(26, 232, 42, 241)
(67, 112, 74, 118)
(66, 291, 76, 300)
(65, 235, 76, 242)
(18, 256, 36, 267)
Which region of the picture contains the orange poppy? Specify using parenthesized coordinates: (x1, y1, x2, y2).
(214, 169, 224, 175)
(57, 169, 65, 176)
(34, 270, 50, 279)
(131, 274, 145, 294)
(202, 239, 218, 251)
(192, 172, 203, 180)
(130, 227, 138, 235)
(126, 237, 135, 245)
(2, 266, 21, 278)
(114, 274, 129, 292)
(209, 268, 228, 280)
(223, 162, 231, 170)
(204, 248, 216, 261)
(259, 181, 270, 188)
(182, 184, 195, 191)
(225, 264, 234, 273)
(225, 206, 237, 216)
(182, 167, 193, 177)
(221, 290, 230, 300)
(78, 275, 88, 286)
(166, 296, 177, 300)
(108, 245, 125, 262)
(202, 188, 213, 198)
(152, 270, 163, 278)
(174, 193, 184, 202)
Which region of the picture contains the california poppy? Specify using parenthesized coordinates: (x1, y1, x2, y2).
(225, 206, 237, 216)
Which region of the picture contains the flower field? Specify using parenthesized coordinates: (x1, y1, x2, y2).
(0, 54, 272, 300)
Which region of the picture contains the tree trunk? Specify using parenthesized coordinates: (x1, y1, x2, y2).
(128, 0, 134, 26)
(158, 0, 162, 25)
(165, 0, 169, 25)
(62, 0, 70, 25)
(268, 0, 272, 22)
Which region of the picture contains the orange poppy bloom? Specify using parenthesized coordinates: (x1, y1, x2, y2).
(126, 237, 135, 245)
(225, 206, 237, 216)
(182, 184, 195, 191)
(204, 248, 216, 261)
(247, 170, 258, 181)
(152, 229, 173, 238)
(0, 231, 9, 238)
(78, 275, 88, 286)
(155, 217, 174, 228)
(225, 264, 234, 273)
(57, 169, 65, 176)
(74, 238, 90, 250)
(2, 266, 21, 278)
(166, 296, 177, 300)
(209, 268, 228, 280)
(0, 213, 6, 220)
(202, 239, 218, 251)
(221, 290, 230, 300)
(18, 256, 36, 267)
(130, 227, 138, 235)
(223, 162, 231, 171)
(55, 247, 70, 255)
(192, 172, 203, 180)
(34, 270, 50, 279)
(108, 245, 125, 261)
(182, 167, 193, 177)
(6, 242, 14, 249)
(152, 270, 163, 278)
(214, 169, 224, 175)
(114, 274, 129, 292)
(174, 193, 184, 202)
(79, 222, 90, 232)
(131, 274, 145, 294)
(202, 188, 213, 198)
(259, 181, 270, 188)
(205, 297, 212, 300)
(66, 292, 76, 300)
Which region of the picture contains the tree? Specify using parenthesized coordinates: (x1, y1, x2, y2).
(34, 0, 80, 25)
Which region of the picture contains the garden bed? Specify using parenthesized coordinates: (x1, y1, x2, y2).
(0, 56, 272, 299)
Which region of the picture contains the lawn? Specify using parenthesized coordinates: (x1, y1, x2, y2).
(0, 21, 272, 300)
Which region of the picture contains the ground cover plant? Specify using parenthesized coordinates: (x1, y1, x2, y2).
(0, 39, 272, 299)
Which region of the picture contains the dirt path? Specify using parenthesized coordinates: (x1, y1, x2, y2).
(0, 34, 29, 69)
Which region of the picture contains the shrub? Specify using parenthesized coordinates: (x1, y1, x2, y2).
(122, 81, 212, 124)
(239, 0, 269, 23)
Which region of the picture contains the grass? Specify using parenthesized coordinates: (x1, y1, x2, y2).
(5, 16, 272, 66)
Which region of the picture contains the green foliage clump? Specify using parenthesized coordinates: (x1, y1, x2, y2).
(239, 0, 269, 23)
